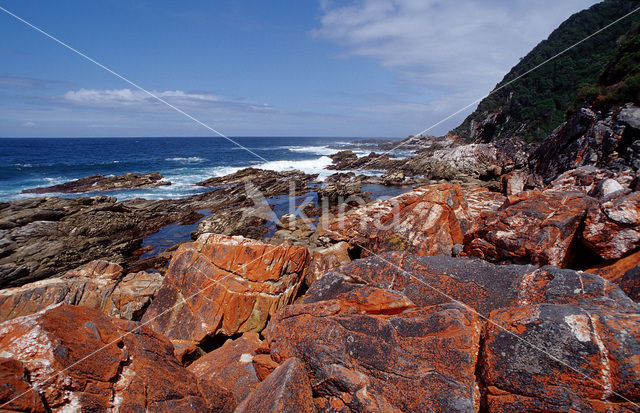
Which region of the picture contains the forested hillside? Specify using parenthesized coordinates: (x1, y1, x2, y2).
(451, 0, 640, 143)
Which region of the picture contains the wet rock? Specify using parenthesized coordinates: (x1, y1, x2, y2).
(21, 172, 171, 194)
(191, 207, 268, 240)
(0, 260, 162, 323)
(582, 191, 640, 260)
(317, 173, 365, 204)
(196, 168, 316, 195)
(381, 169, 405, 184)
(328, 151, 403, 172)
(141, 234, 309, 355)
(465, 190, 595, 267)
(235, 358, 315, 413)
(0, 304, 220, 412)
(188, 333, 262, 408)
(1, 168, 319, 288)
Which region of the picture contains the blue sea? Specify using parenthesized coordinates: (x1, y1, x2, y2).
(0, 137, 403, 202)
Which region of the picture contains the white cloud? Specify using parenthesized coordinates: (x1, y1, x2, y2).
(314, 0, 600, 132)
(22, 121, 35, 127)
(65, 88, 215, 107)
(62, 88, 273, 113)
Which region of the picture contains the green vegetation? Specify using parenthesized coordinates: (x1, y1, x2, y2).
(575, 23, 640, 110)
(451, 0, 640, 143)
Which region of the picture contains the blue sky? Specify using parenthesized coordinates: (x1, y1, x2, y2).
(0, 0, 599, 138)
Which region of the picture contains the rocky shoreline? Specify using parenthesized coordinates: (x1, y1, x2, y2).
(1, 105, 639, 412)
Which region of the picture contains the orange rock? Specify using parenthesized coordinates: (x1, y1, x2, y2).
(499, 170, 527, 195)
(267, 297, 481, 412)
(483, 303, 640, 411)
(0, 358, 46, 412)
(318, 183, 504, 258)
(252, 354, 280, 381)
(0, 304, 222, 411)
(308, 253, 536, 316)
(582, 192, 640, 260)
(0, 260, 162, 323)
(141, 234, 309, 352)
(235, 358, 315, 413)
(267, 259, 486, 412)
(188, 332, 262, 407)
(305, 241, 351, 285)
(587, 249, 640, 283)
(465, 190, 595, 267)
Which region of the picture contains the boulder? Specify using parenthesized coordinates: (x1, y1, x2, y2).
(588, 250, 640, 280)
(307, 254, 535, 316)
(187, 333, 262, 408)
(0, 358, 46, 412)
(0, 260, 162, 323)
(235, 358, 315, 413)
(483, 303, 640, 411)
(546, 166, 635, 197)
(465, 190, 595, 267)
(319, 184, 504, 258)
(295, 254, 640, 411)
(191, 207, 269, 240)
(582, 191, 640, 260)
(317, 173, 364, 204)
(0, 304, 221, 412)
(499, 170, 527, 195)
(305, 241, 351, 286)
(141, 234, 309, 356)
(267, 294, 482, 412)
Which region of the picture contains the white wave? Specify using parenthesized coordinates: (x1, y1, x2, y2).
(11, 163, 32, 168)
(165, 156, 206, 163)
(288, 145, 337, 156)
(254, 156, 334, 180)
(43, 177, 67, 184)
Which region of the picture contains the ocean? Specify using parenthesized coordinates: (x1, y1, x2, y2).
(0, 136, 403, 202)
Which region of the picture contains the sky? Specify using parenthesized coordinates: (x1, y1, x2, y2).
(0, 0, 600, 138)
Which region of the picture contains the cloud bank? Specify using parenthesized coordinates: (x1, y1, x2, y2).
(314, 0, 600, 133)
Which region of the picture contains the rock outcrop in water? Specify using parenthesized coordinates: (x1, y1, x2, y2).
(22, 172, 171, 194)
(0, 168, 319, 288)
